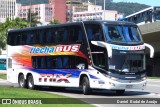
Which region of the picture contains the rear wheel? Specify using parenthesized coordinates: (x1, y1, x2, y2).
(82, 77, 91, 95)
(18, 74, 26, 88)
(27, 75, 35, 89)
(116, 90, 125, 95)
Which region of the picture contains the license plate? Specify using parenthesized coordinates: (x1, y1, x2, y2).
(126, 85, 133, 89)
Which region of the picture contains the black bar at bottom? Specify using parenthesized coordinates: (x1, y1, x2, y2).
(0, 98, 160, 104)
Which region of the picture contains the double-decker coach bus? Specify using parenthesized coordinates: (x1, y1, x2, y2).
(7, 21, 154, 95)
(119, 6, 160, 25)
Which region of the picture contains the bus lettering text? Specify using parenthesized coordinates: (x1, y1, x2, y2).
(30, 46, 54, 54)
(39, 74, 71, 83)
(55, 45, 80, 52)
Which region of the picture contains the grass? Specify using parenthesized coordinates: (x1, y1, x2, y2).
(0, 87, 93, 107)
(0, 74, 6, 80)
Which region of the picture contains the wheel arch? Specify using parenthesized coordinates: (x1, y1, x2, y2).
(79, 73, 90, 87)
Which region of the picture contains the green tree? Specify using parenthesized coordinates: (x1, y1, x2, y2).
(27, 9, 41, 27)
(0, 17, 28, 49)
(50, 19, 60, 24)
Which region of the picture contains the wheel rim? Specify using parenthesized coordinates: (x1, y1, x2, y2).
(28, 77, 33, 88)
(19, 76, 24, 87)
(83, 82, 86, 93)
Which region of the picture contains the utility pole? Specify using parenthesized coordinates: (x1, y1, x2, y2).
(104, 0, 105, 20)
(29, 0, 32, 27)
(69, 0, 73, 22)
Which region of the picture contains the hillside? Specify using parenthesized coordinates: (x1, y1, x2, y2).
(17, 0, 150, 16)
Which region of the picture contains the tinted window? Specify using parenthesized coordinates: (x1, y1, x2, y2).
(104, 25, 142, 42)
(7, 25, 85, 46)
(85, 24, 104, 41)
(32, 56, 88, 69)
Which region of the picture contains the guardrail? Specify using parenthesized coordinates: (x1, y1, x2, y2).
(139, 21, 160, 35)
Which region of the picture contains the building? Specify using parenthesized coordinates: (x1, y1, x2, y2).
(18, 4, 53, 24)
(49, 0, 66, 24)
(66, 0, 123, 22)
(66, 0, 88, 22)
(0, 0, 17, 22)
(18, 0, 66, 24)
(72, 5, 124, 22)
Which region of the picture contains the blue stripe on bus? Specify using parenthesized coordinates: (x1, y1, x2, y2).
(27, 68, 99, 79)
(89, 74, 99, 79)
(28, 68, 86, 78)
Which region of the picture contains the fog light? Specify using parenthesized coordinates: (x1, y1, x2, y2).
(143, 82, 147, 87)
(109, 82, 115, 86)
(142, 77, 147, 80)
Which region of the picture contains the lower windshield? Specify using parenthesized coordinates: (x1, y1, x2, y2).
(109, 51, 144, 72)
(104, 24, 142, 43)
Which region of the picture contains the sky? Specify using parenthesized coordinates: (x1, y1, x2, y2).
(113, 0, 160, 6)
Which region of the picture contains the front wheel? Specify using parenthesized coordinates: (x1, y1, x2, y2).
(82, 77, 91, 95)
(27, 75, 35, 89)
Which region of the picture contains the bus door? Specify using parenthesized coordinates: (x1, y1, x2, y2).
(84, 24, 108, 71)
(7, 57, 14, 80)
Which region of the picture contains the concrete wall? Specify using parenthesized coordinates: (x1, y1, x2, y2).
(139, 22, 160, 77)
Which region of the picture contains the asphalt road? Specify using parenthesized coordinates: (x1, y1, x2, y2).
(0, 70, 160, 107)
(44, 79, 160, 107)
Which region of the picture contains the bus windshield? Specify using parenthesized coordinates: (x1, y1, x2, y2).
(104, 24, 142, 43)
(109, 50, 144, 72)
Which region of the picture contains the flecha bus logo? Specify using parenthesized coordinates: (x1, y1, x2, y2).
(55, 44, 81, 52)
(30, 44, 81, 54)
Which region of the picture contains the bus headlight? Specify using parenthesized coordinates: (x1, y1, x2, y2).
(110, 77, 118, 81)
(109, 82, 115, 86)
(142, 77, 147, 80)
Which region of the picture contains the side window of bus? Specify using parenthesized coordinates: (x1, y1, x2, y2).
(26, 31, 36, 45)
(69, 25, 84, 43)
(32, 56, 88, 69)
(21, 32, 27, 45)
(56, 27, 69, 43)
(8, 33, 16, 45)
(46, 28, 54, 44)
(85, 24, 104, 41)
(39, 30, 46, 44)
(16, 34, 22, 45)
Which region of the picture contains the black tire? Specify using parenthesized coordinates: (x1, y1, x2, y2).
(116, 90, 125, 95)
(82, 77, 91, 95)
(18, 74, 26, 88)
(27, 75, 35, 89)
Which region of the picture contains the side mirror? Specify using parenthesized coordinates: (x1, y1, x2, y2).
(144, 43, 154, 58)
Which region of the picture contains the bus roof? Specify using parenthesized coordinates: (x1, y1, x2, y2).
(8, 20, 136, 33)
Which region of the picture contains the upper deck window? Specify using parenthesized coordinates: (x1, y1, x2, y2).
(104, 24, 142, 43)
(85, 24, 104, 41)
